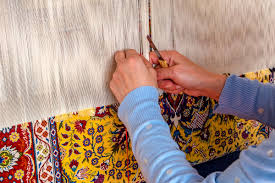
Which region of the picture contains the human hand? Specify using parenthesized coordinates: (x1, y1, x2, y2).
(110, 49, 157, 103)
(150, 50, 226, 101)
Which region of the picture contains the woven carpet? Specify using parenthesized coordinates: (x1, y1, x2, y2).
(0, 69, 273, 182)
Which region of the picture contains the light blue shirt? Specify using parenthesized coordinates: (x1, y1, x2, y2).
(118, 75, 275, 183)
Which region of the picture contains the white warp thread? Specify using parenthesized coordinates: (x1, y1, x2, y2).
(151, 0, 275, 74)
(0, 0, 147, 128)
(1, 0, 275, 128)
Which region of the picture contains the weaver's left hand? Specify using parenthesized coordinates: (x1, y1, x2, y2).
(110, 49, 157, 103)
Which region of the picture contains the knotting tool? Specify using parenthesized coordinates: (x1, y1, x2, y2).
(147, 35, 183, 94)
(146, 35, 168, 68)
(147, 35, 204, 161)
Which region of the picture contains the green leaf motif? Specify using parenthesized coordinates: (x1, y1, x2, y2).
(59, 121, 63, 130)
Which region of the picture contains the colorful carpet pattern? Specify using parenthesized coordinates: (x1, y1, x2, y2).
(0, 69, 274, 183)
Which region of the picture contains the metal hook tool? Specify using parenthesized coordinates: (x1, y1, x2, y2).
(147, 35, 168, 68)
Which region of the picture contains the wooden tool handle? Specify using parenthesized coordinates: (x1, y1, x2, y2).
(159, 59, 168, 68)
(159, 59, 183, 94)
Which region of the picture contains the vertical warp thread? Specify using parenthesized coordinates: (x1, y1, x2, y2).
(0, 0, 141, 128)
(126, 129, 129, 183)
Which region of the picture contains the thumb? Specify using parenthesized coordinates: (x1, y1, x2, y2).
(156, 67, 175, 80)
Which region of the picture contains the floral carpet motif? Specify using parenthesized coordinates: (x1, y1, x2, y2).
(0, 69, 274, 182)
(56, 106, 144, 183)
(0, 121, 62, 183)
(159, 69, 274, 164)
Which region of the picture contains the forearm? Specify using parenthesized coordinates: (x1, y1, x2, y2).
(118, 86, 204, 183)
(118, 84, 275, 183)
(214, 75, 275, 128)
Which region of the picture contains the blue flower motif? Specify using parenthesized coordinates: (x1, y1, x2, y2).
(116, 172, 122, 179)
(125, 159, 130, 166)
(8, 175, 12, 180)
(2, 137, 7, 142)
(116, 161, 122, 168)
(109, 169, 115, 176)
(91, 158, 98, 165)
(85, 150, 92, 159)
(95, 135, 102, 143)
(97, 125, 104, 133)
(88, 128, 94, 135)
(132, 163, 138, 170)
(97, 146, 104, 154)
(83, 138, 90, 146)
(0, 177, 3, 182)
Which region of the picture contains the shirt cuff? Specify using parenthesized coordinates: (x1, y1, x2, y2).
(118, 86, 164, 136)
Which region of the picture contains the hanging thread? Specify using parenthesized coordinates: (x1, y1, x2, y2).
(126, 129, 130, 183)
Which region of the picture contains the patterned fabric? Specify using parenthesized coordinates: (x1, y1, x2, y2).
(159, 69, 274, 164)
(56, 107, 144, 183)
(0, 69, 273, 182)
(0, 121, 62, 183)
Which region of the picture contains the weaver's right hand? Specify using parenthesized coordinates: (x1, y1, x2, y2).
(150, 50, 226, 101)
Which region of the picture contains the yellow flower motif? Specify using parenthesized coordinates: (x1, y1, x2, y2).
(37, 155, 45, 162)
(9, 132, 20, 142)
(42, 148, 49, 155)
(36, 144, 43, 151)
(14, 169, 24, 180)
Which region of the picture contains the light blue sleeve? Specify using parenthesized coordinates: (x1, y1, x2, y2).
(118, 86, 204, 183)
(118, 75, 275, 183)
(214, 75, 275, 128)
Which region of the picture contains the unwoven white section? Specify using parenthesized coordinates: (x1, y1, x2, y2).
(151, 0, 275, 74)
(2, 0, 275, 128)
(0, 0, 144, 128)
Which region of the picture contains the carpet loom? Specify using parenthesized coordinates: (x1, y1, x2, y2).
(0, 1, 275, 183)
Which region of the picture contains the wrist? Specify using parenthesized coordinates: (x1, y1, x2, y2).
(118, 86, 163, 134)
(203, 74, 227, 101)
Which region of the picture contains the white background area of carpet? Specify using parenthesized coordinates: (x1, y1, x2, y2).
(151, 0, 275, 74)
(1, 0, 275, 127)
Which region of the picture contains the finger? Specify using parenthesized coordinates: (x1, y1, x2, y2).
(150, 50, 180, 66)
(158, 80, 174, 89)
(149, 51, 171, 63)
(182, 89, 201, 97)
(125, 49, 138, 58)
(149, 52, 160, 64)
(156, 67, 175, 80)
(115, 51, 126, 64)
(164, 88, 185, 94)
(158, 80, 182, 90)
(157, 50, 171, 58)
(158, 50, 184, 65)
